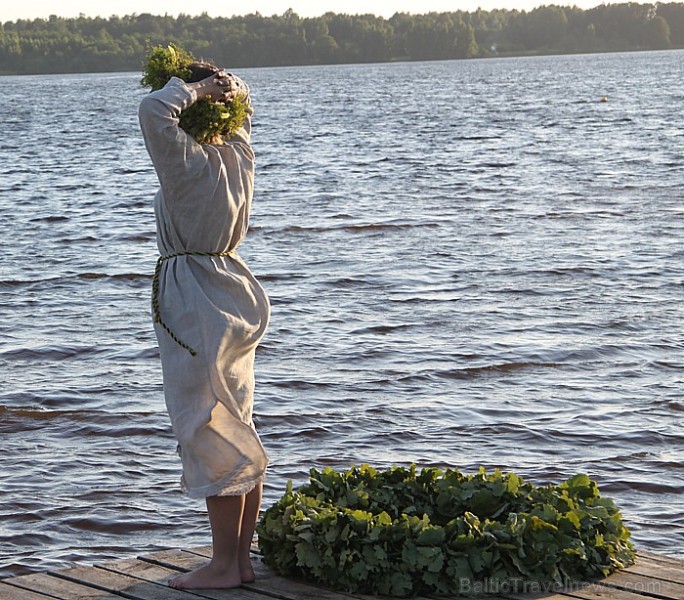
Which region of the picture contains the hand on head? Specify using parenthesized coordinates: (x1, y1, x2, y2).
(191, 72, 238, 103)
(213, 71, 239, 103)
(214, 71, 250, 103)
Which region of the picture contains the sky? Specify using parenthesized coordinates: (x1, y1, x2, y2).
(0, 0, 621, 22)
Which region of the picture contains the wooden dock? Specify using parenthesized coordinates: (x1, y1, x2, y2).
(1, 545, 682, 600)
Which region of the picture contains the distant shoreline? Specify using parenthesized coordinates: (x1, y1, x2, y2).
(1, 47, 682, 78)
(1, 6, 682, 75)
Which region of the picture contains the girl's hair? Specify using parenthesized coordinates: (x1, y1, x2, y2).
(186, 61, 219, 83)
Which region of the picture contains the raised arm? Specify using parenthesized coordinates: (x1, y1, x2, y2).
(138, 77, 206, 197)
(138, 74, 254, 202)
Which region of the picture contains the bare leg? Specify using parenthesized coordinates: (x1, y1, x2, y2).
(238, 481, 263, 583)
(169, 494, 244, 589)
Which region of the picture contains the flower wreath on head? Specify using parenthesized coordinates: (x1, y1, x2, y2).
(141, 42, 251, 145)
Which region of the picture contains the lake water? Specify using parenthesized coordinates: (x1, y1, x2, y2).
(1, 50, 682, 578)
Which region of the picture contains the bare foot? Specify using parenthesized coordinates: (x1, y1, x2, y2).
(168, 561, 241, 589)
(240, 559, 255, 584)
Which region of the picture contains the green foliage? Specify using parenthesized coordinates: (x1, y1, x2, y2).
(257, 465, 636, 597)
(140, 43, 249, 144)
(178, 98, 249, 145)
(140, 42, 192, 90)
(3, 5, 684, 76)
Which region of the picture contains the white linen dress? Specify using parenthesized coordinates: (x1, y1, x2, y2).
(138, 77, 269, 498)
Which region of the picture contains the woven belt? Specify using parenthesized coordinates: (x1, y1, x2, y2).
(152, 250, 237, 356)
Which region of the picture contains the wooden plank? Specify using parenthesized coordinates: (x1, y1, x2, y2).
(50, 564, 198, 600)
(474, 569, 684, 600)
(2, 544, 682, 600)
(502, 595, 572, 600)
(1, 572, 121, 599)
(183, 547, 437, 600)
(625, 554, 684, 585)
(142, 549, 351, 600)
(138, 548, 213, 573)
(0, 581, 58, 600)
(598, 571, 684, 600)
(249, 560, 392, 600)
(638, 550, 684, 567)
(185, 545, 214, 558)
(101, 556, 263, 600)
(503, 587, 651, 600)
(188, 544, 684, 600)
(554, 582, 666, 600)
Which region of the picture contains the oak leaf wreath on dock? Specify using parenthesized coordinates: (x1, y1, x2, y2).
(257, 465, 636, 597)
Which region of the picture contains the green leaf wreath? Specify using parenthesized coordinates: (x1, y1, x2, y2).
(140, 42, 250, 144)
(257, 465, 636, 597)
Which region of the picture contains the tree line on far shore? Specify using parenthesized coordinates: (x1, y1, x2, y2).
(1, 3, 683, 75)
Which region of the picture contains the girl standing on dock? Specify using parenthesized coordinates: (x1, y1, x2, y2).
(139, 61, 270, 590)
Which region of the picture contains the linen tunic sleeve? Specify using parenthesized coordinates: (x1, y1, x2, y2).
(138, 77, 255, 209)
(138, 78, 205, 202)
